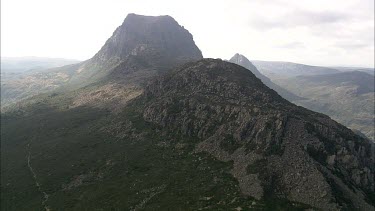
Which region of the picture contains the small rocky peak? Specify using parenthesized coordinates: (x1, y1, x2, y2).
(229, 53, 259, 74)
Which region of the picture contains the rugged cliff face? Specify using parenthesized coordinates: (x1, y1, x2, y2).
(71, 14, 203, 85)
(94, 14, 203, 67)
(139, 59, 375, 210)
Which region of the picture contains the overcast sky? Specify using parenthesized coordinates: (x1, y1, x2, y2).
(2, 0, 374, 67)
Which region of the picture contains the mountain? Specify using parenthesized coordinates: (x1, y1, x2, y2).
(229, 54, 302, 101)
(71, 13, 202, 85)
(1, 14, 202, 108)
(2, 59, 374, 210)
(275, 71, 375, 141)
(252, 60, 341, 79)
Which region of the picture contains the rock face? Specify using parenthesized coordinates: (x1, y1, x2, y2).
(229, 53, 302, 101)
(72, 14, 203, 84)
(140, 59, 375, 210)
(95, 14, 203, 67)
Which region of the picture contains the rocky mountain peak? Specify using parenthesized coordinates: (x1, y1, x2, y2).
(70, 13, 203, 85)
(230, 53, 258, 72)
(93, 13, 202, 65)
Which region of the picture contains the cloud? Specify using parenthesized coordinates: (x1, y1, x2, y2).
(249, 10, 350, 30)
(2, 0, 374, 67)
(292, 10, 349, 25)
(276, 42, 305, 49)
(334, 41, 372, 50)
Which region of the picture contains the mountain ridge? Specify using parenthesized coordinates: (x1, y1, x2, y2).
(134, 59, 375, 210)
(252, 60, 341, 79)
(229, 53, 303, 101)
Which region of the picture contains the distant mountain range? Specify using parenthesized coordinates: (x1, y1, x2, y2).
(333, 67, 375, 75)
(252, 60, 374, 77)
(274, 71, 375, 141)
(1, 13, 374, 211)
(252, 60, 341, 79)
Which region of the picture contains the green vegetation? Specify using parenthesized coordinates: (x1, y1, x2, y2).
(2, 98, 240, 210)
(1, 92, 318, 210)
(246, 159, 267, 174)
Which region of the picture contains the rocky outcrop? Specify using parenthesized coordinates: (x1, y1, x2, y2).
(139, 59, 374, 210)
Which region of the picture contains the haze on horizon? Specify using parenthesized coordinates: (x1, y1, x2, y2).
(1, 0, 374, 67)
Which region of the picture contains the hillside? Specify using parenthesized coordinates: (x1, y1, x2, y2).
(2, 59, 374, 210)
(1, 57, 80, 106)
(275, 71, 375, 141)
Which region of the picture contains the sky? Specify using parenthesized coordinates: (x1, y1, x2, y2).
(1, 0, 374, 67)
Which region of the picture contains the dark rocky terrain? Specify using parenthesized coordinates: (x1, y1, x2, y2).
(229, 53, 302, 101)
(140, 59, 375, 210)
(1, 14, 374, 211)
